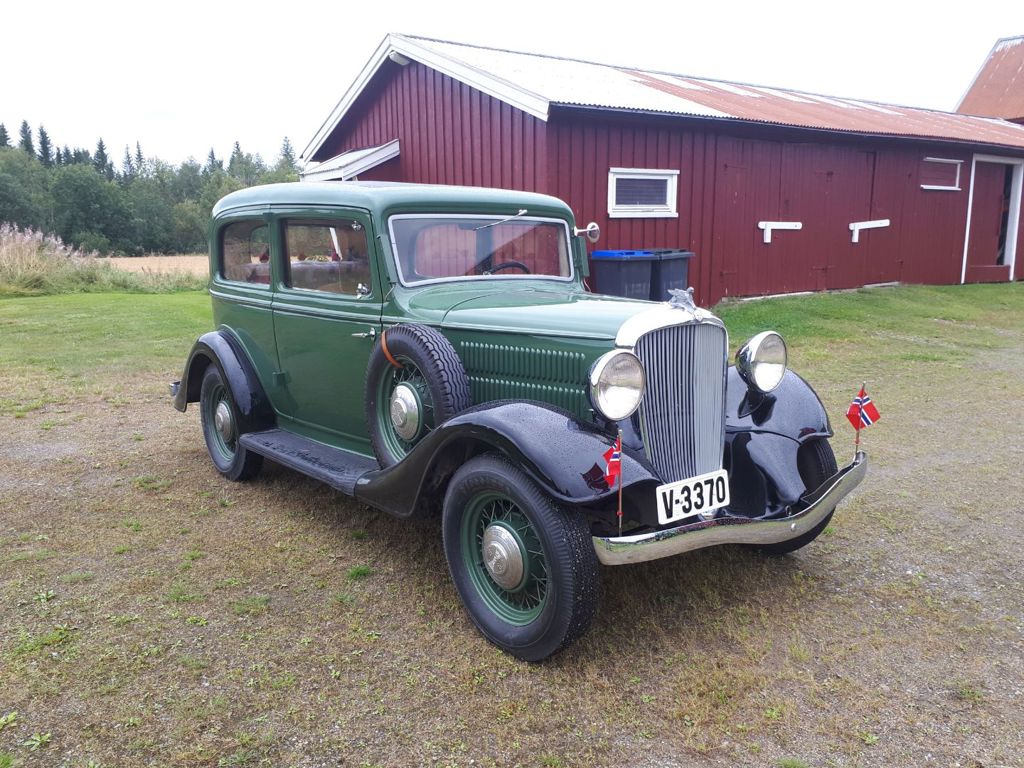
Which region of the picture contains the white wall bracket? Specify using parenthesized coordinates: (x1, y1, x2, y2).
(848, 219, 891, 243)
(758, 221, 802, 244)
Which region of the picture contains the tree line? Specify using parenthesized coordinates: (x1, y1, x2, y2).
(0, 120, 300, 255)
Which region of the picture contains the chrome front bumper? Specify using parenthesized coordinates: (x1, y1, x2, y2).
(593, 451, 868, 566)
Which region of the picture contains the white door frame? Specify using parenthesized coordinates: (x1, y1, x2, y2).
(960, 153, 1024, 283)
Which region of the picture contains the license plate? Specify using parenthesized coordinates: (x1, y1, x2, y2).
(656, 469, 730, 525)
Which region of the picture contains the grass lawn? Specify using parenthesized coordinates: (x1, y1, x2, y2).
(0, 283, 1022, 767)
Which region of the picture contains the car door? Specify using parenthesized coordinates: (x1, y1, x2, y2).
(270, 209, 384, 454)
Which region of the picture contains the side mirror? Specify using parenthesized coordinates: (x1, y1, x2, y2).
(574, 222, 601, 244)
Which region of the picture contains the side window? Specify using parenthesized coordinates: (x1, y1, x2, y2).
(221, 221, 270, 284)
(607, 168, 680, 218)
(284, 218, 372, 296)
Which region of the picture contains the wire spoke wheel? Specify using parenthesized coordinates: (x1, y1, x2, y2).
(198, 365, 262, 481)
(201, 380, 236, 461)
(462, 492, 549, 625)
(442, 454, 601, 661)
(365, 324, 471, 468)
(376, 356, 436, 458)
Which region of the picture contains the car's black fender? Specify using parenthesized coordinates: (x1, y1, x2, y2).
(725, 367, 832, 442)
(172, 330, 275, 435)
(721, 367, 835, 519)
(354, 401, 660, 518)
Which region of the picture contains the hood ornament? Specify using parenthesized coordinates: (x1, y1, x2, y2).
(668, 287, 697, 312)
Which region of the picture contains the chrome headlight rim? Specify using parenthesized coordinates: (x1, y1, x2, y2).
(589, 349, 646, 422)
(736, 331, 788, 393)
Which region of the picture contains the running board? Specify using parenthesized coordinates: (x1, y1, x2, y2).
(239, 429, 379, 495)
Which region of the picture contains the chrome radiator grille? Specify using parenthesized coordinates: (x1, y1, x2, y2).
(633, 322, 728, 483)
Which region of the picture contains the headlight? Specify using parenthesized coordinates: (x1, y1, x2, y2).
(589, 350, 645, 421)
(736, 331, 787, 393)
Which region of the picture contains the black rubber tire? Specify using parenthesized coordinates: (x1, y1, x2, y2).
(758, 438, 838, 555)
(365, 324, 471, 468)
(199, 365, 263, 481)
(442, 454, 602, 662)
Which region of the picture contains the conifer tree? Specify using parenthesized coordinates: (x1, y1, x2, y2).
(55, 147, 63, 165)
(122, 145, 136, 180)
(278, 137, 297, 171)
(37, 125, 53, 167)
(204, 148, 222, 175)
(94, 138, 114, 180)
(0, 123, 9, 148)
(18, 121, 34, 155)
(134, 142, 145, 176)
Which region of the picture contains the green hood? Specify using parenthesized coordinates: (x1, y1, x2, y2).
(435, 285, 654, 341)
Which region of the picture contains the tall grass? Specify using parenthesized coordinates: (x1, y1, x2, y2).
(0, 223, 206, 297)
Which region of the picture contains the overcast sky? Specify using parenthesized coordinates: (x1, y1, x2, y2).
(2, 0, 1021, 169)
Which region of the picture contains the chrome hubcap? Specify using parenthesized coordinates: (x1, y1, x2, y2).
(482, 524, 525, 590)
(214, 401, 234, 442)
(389, 383, 421, 441)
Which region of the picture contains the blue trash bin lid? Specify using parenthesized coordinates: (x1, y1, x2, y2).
(591, 250, 656, 260)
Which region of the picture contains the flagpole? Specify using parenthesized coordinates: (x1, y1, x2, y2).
(617, 429, 624, 537)
(854, 380, 865, 459)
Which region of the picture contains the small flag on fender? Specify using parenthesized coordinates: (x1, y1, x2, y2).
(846, 385, 880, 430)
(602, 435, 622, 488)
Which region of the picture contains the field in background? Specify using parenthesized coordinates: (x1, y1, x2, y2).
(107, 254, 208, 276)
(0, 284, 1022, 767)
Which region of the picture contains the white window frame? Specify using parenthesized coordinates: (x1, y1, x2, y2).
(608, 168, 680, 218)
(920, 157, 963, 191)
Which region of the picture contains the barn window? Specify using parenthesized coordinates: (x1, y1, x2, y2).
(919, 157, 962, 191)
(608, 168, 680, 218)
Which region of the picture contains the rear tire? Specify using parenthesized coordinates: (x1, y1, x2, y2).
(758, 438, 838, 555)
(199, 365, 263, 481)
(442, 454, 601, 661)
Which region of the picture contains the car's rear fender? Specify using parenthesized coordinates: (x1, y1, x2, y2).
(173, 330, 275, 434)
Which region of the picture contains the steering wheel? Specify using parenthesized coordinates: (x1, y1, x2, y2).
(485, 260, 531, 274)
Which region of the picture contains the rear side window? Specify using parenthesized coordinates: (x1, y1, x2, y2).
(221, 220, 270, 284)
(284, 219, 372, 296)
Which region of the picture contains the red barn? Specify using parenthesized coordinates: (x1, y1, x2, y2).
(301, 34, 1024, 304)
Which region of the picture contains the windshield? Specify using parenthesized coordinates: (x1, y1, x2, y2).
(389, 214, 572, 285)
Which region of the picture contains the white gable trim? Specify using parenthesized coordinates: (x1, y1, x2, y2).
(300, 139, 401, 181)
(301, 34, 551, 162)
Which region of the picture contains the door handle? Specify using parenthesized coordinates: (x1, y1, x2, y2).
(351, 327, 377, 339)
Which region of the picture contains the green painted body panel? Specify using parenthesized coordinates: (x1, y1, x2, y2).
(206, 182, 659, 451)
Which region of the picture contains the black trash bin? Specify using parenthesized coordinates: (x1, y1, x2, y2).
(648, 249, 694, 301)
(589, 250, 657, 300)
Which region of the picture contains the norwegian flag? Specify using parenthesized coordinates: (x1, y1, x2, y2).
(846, 386, 881, 430)
(602, 435, 622, 488)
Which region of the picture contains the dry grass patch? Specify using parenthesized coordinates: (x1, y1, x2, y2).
(0, 285, 1022, 766)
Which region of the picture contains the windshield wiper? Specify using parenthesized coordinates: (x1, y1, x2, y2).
(474, 209, 527, 230)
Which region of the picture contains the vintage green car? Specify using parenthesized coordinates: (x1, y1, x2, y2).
(172, 182, 866, 661)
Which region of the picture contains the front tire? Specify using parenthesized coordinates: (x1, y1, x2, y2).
(758, 438, 838, 554)
(442, 454, 601, 661)
(199, 365, 263, 481)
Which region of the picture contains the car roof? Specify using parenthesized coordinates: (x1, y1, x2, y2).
(212, 181, 573, 218)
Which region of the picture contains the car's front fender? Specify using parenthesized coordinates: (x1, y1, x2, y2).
(725, 367, 832, 443)
(354, 401, 659, 518)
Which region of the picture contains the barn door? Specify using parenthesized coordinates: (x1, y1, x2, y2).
(779, 145, 874, 292)
(963, 158, 1020, 283)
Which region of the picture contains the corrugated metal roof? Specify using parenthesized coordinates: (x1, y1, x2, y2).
(403, 35, 1024, 151)
(958, 36, 1024, 121)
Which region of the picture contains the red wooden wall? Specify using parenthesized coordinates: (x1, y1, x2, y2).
(318, 66, 1024, 303)
(318, 61, 549, 192)
(547, 115, 1001, 304)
